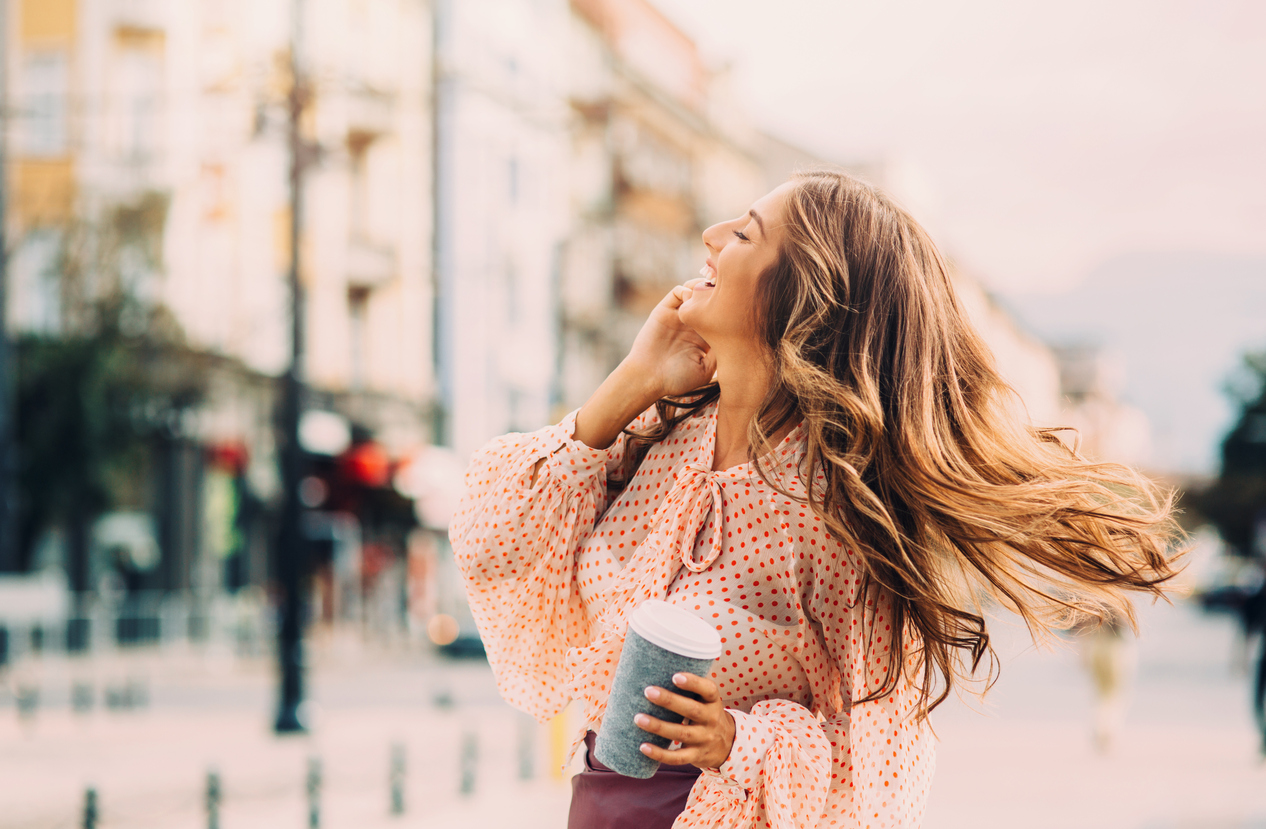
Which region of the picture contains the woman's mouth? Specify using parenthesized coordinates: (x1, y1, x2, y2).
(698, 264, 717, 287)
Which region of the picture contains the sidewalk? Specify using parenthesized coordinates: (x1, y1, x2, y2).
(3, 600, 1263, 828)
(1, 648, 575, 829)
(923, 599, 1266, 829)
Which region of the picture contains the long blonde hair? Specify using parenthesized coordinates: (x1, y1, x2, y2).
(624, 170, 1180, 716)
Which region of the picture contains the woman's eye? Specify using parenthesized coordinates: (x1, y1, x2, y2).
(733, 230, 749, 242)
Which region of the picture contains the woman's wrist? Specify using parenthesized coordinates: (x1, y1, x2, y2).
(573, 362, 663, 450)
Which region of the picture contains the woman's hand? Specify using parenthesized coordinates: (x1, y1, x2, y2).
(571, 281, 715, 451)
(624, 280, 716, 399)
(634, 672, 735, 770)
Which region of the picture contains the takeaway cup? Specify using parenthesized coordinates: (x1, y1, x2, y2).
(592, 599, 723, 778)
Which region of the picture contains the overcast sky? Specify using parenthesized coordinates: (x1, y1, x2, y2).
(651, 0, 1265, 294)
(649, 0, 1266, 474)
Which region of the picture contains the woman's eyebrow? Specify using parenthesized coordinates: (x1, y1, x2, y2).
(749, 209, 766, 237)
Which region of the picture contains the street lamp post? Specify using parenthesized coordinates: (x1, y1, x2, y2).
(0, 0, 16, 574)
(275, 0, 310, 734)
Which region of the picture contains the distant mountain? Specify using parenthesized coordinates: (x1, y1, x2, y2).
(997, 252, 1266, 475)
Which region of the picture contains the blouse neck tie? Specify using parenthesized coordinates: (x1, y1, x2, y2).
(564, 447, 728, 756)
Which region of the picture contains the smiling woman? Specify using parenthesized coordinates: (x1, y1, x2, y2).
(451, 169, 1181, 829)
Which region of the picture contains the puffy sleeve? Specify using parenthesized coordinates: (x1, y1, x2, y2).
(449, 406, 658, 721)
(677, 546, 935, 828)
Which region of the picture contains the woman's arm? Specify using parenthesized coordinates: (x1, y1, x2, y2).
(452, 279, 716, 719)
(526, 361, 661, 488)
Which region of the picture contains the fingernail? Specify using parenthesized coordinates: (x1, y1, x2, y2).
(634, 713, 649, 727)
(672, 673, 687, 686)
(644, 686, 659, 700)
(639, 744, 652, 756)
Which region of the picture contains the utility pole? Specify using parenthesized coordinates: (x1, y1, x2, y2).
(429, 0, 450, 447)
(0, 0, 16, 574)
(275, 0, 310, 734)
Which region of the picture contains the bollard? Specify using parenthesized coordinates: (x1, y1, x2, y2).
(206, 768, 221, 829)
(82, 787, 98, 829)
(306, 756, 322, 829)
(389, 742, 406, 815)
(458, 731, 478, 796)
(517, 716, 535, 781)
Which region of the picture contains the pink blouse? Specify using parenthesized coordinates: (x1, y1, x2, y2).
(450, 401, 934, 828)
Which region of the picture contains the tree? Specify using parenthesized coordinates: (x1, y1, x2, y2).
(13, 192, 209, 587)
(1194, 350, 1266, 557)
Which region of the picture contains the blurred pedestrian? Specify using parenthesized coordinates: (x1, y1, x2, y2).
(1075, 614, 1136, 753)
(451, 171, 1182, 828)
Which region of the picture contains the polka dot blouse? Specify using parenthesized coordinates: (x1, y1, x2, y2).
(451, 401, 934, 828)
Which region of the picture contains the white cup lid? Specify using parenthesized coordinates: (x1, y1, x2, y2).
(628, 600, 722, 660)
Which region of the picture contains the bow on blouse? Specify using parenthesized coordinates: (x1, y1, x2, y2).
(564, 462, 726, 743)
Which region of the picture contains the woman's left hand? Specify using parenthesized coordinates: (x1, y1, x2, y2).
(634, 672, 735, 770)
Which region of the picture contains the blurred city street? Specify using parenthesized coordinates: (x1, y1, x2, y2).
(0, 641, 575, 829)
(2, 597, 1263, 829)
(925, 598, 1266, 829)
(2, 0, 1264, 827)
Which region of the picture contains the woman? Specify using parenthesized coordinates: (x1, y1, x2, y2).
(450, 170, 1179, 828)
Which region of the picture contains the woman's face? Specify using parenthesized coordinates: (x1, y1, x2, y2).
(679, 182, 792, 346)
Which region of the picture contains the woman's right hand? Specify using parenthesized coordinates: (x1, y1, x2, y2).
(624, 279, 716, 399)
(569, 280, 714, 452)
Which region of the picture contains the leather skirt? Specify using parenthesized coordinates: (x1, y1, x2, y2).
(567, 731, 701, 829)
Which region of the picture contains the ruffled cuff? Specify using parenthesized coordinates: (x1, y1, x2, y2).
(525, 408, 624, 488)
(715, 708, 776, 792)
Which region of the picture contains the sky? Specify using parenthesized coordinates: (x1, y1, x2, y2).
(650, 0, 1266, 474)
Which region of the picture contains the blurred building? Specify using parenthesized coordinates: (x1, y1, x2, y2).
(432, 0, 572, 462)
(3, 0, 433, 629)
(557, 0, 764, 414)
(1, 0, 1148, 665)
(1054, 344, 1152, 466)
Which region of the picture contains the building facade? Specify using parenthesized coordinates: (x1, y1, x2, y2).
(558, 0, 764, 415)
(4, 0, 434, 612)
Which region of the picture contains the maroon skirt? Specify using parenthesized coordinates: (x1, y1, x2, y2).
(568, 731, 701, 829)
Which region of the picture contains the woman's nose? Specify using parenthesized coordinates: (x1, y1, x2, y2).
(701, 221, 724, 250)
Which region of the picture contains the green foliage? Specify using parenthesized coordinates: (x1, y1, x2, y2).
(1192, 349, 1266, 556)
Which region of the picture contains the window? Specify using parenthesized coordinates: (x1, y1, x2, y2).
(19, 52, 69, 157)
(111, 30, 165, 165)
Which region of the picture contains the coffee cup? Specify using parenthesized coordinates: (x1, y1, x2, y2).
(592, 599, 722, 778)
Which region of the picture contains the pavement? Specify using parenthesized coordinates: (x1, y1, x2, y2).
(1, 599, 1263, 828)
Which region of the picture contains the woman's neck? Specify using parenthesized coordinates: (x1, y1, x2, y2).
(712, 350, 793, 471)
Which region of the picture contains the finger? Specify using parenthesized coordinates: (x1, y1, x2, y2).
(667, 285, 692, 309)
(644, 684, 710, 723)
(633, 712, 704, 744)
(671, 672, 722, 704)
(667, 279, 705, 308)
(639, 740, 702, 767)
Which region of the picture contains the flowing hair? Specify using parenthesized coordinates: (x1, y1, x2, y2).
(620, 169, 1181, 717)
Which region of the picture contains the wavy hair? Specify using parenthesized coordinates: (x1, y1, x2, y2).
(621, 169, 1181, 717)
